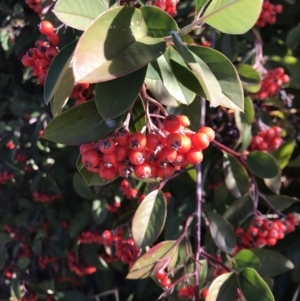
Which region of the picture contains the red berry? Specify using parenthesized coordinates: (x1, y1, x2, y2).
(47, 33, 60, 47)
(160, 276, 172, 288)
(191, 132, 210, 150)
(99, 139, 116, 154)
(178, 115, 190, 128)
(197, 126, 215, 142)
(163, 115, 181, 132)
(185, 149, 203, 165)
(39, 21, 54, 36)
(128, 132, 147, 150)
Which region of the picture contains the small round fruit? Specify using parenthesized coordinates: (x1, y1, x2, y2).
(163, 115, 181, 132)
(197, 126, 215, 142)
(39, 20, 54, 36)
(191, 132, 210, 150)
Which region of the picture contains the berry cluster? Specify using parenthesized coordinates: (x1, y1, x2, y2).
(38, 256, 59, 269)
(69, 83, 92, 105)
(254, 67, 289, 100)
(155, 270, 172, 290)
(153, 0, 178, 16)
(15, 151, 28, 164)
(78, 231, 104, 244)
(67, 251, 97, 276)
(120, 179, 139, 199)
(255, 0, 283, 27)
(21, 21, 59, 85)
(18, 295, 39, 301)
(250, 126, 283, 152)
(33, 191, 61, 203)
(17, 243, 31, 258)
(25, 0, 42, 15)
(235, 214, 299, 249)
(80, 115, 215, 182)
(178, 285, 195, 299)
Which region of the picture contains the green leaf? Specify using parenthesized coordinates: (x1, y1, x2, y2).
(156, 48, 195, 105)
(44, 40, 77, 117)
(242, 96, 255, 124)
(239, 268, 274, 301)
(95, 66, 147, 119)
(246, 151, 279, 179)
(271, 139, 295, 169)
(11, 272, 21, 300)
(263, 170, 282, 195)
(223, 194, 253, 228)
(92, 199, 108, 224)
(220, 34, 239, 62)
(202, 0, 263, 34)
(82, 244, 108, 270)
(223, 153, 249, 198)
(234, 249, 260, 271)
(53, 0, 108, 31)
(195, 0, 207, 15)
(234, 105, 252, 151)
(72, 173, 95, 199)
(168, 47, 206, 98)
(236, 64, 261, 93)
(73, 7, 166, 83)
(251, 249, 294, 277)
(127, 240, 177, 279)
(206, 272, 238, 301)
(286, 25, 300, 53)
(41, 100, 124, 145)
(140, 6, 178, 38)
(69, 209, 91, 238)
(132, 190, 167, 248)
(288, 155, 300, 167)
(207, 211, 237, 254)
(263, 195, 299, 211)
(32, 236, 43, 256)
(76, 156, 118, 186)
(145, 77, 179, 107)
(188, 45, 244, 111)
(129, 95, 146, 132)
(171, 32, 223, 108)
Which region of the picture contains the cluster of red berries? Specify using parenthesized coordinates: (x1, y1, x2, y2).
(5, 141, 15, 149)
(78, 231, 105, 244)
(25, 0, 43, 15)
(69, 83, 92, 106)
(254, 67, 289, 100)
(120, 179, 139, 199)
(17, 243, 31, 258)
(38, 256, 59, 269)
(235, 214, 299, 249)
(178, 285, 196, 299)
(16, 295, 39, 301)
(67, 251, 97, 276)
(33, 192, 61, 203)
(155, 269, 173, 290)
(255, 0, 283, 27)
(153, 0, 178, 16)
(80, 115, 215, 182)
(21, 21, 59, 85)
(15, 151, 28, 164)
(250, 126, 283, 152)
(0, 168, 14, 185)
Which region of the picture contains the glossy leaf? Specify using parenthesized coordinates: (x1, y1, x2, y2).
(223, 194, 253, 227)
(129, 95, 146, 132)
(264, 195, 299, 211)
(223, 153, 249, 198)
(72, 173, 95, 199)
(236, 64, 261, 93)
(286, 25, 300, 53)
(242, 96, 255, 124)
(234, 249, 260, 271)
(95, 66, 147, 119)
(156, 48, 195, 105)
(145, 77, 179, 107)
(189, 45, 244, 111)
(246, 151, 279, 179)
(53, 0, 108, 31)
(69, 209, 91, 238)
(92, 199, 108, 224)
(140, 6, 178, 38)
(76, 156, 118, 186)
(44, 41, 77, 112)
(132, 190, 167, 248)
(127, 240, 177, 279)
(263, 170, 282, 195)
(271, 139, 295, 169)
(73, 7, 166, 83)
(220, 34, 239, 62)
(238, 268, 274, 301)
(0, 233, 13, 245)
(206, 272, 238, 301)
(251, 249, 294, 277)
(41, 100, 124, 145)
(195, 0, 207, 14)
(207, 211, 237, 254)
(171, 32, 223, 108)
(202, 0, 263, 34)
